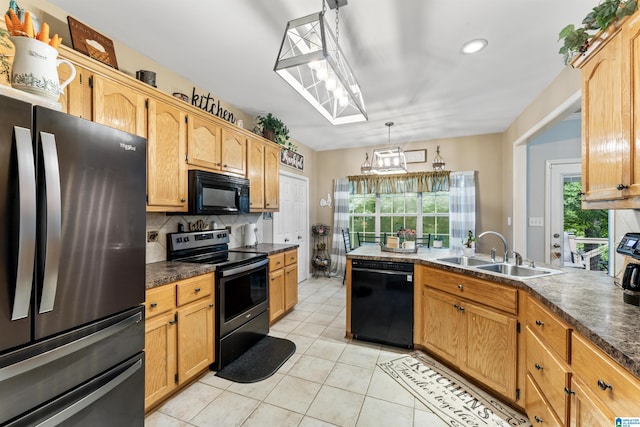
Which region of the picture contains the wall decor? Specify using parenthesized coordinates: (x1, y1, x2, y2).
(405, 149, 427, 164)
(67, 17, 118, 69)
(191, 87, 238, 124)
(281, 148, 304, 171)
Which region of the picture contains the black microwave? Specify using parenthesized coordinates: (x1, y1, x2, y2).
(188, 170, 250, 215)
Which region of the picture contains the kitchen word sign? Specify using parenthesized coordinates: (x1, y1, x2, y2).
(281, 148, 304, 171)
(191, 88, 237, 124)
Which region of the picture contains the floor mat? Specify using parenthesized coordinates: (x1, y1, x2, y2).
(378, 351, 531, 427)
(215, 336, 296, 383)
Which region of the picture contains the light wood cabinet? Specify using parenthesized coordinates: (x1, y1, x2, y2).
(147, 98, 188, 211)
(268, 249, 298, 323)
(57, 63, 92, 119)
(220, 126, 247, 176)
(93, 75, 147, 138)
(247, 138, 265, 209)
(264, 143, 280, 210)
(144, 273, 215, 412)
(187, 112, 222, 171)
(569, 376, 615, 427)
(574, 11, 640, 208)
(419, 266, 517, 400)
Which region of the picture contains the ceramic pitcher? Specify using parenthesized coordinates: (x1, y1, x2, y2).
(10, 36, 76, 101)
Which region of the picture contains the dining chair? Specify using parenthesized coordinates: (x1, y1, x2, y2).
(341, 228, 353, 284)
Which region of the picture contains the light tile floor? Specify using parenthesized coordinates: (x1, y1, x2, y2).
(145, 276, 448, 427)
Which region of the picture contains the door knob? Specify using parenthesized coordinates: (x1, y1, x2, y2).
(553, 243, 560, 248)
(553, 233, 560, 238)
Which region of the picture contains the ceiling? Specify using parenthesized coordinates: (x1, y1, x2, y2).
(48, 0, 590, 152)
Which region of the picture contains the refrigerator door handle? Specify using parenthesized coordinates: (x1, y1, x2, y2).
(12, 126, 36, 321)
(39, 132, 62, 314)
(33, 358, 143, 427)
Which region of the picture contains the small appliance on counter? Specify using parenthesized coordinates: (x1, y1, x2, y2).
(616, 233, 640, 305)
(244, 223, 258, 247)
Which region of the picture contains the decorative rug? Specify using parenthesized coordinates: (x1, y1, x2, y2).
(378, 351, 531, 427)
(215, 336, 296, 383)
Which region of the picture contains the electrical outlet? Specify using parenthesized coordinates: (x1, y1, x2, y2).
(147, 231, 159, 242)
(226, 226, 232, 235)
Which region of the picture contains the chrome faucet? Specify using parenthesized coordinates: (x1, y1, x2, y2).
(478, 231, 509, 263)
(512, 250, 523, 266)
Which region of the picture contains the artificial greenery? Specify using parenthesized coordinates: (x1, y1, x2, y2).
(0, 27, 11, 82)
(256, 113, 297, 152)
(559, 0, 639, 64)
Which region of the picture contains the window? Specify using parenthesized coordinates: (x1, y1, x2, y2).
(349, 191, 450, 246)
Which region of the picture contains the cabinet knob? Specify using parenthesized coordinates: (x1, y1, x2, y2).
(150, 302, 158, 308)
(535, 320, 544, 327)
(617, 183, 630, 191)
(457, 284, 463, 290)
(597, 379, 613, 391)
(453, 303, 459, 310)
(169, 319, 177, 325)
(534, 363, 544, 371)
(564, 387, 575, 396)
(533, 416, 543, 423)
(181, 198, 186, 202)
(223, 164, 228, 168)
(217, 162, 221, 166)
(458, 305, 465, 312)
(209, 303, 214, 308)
(194, 287, 201, 293)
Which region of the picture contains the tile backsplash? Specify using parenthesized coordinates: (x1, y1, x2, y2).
(146, 212, 267, 264)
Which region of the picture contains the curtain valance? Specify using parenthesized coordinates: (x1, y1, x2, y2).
(347, 171, 450, 194)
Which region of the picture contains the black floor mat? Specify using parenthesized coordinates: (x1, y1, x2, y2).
(215, 336, 296, 383)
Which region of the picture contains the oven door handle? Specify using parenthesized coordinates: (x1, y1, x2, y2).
(221, 258, 269, 277)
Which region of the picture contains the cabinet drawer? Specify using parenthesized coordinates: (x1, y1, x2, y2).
(145, 285, 176, 319)
(526, 295, 571, 361)
(422, 266, 517, 314)
(269, 253, 285, 271)
(525, 326, 569, 424)
(572, 332, 640, 415)
(525, 374, 563, 427)
(284, 249, 298, 266)
(176, 273, 213, 306)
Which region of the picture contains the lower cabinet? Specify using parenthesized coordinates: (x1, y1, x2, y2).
(419, 266, 518, 401)
(569, 376, 615, 427)
(268, 249, 298, 324)
(144, 273, 215, 411)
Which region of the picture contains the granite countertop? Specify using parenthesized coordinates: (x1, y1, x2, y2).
(145, 261, 216, 289)
(348, 245, 640, 380)
(230, 243, 299, 255)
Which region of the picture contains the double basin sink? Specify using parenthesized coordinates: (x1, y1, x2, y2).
(436, 256, 562, 279)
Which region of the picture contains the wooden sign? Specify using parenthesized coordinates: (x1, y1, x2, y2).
(68, 17, 118, 69)
(281, 148, 304, 171)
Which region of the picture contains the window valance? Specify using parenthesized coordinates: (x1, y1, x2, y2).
(347, 171, 450, 194)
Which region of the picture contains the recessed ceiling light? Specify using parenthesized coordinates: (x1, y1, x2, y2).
(461, 38, 488, 54)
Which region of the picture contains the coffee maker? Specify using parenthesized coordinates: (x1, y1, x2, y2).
(616, 233, 640, 305)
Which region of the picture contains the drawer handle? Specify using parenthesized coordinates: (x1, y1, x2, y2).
(457, 284, 463, 290)
(597, 379, 613, 391)
(617, 183, 629, 191)
(453, 304, 465, 312)
(534, 416, 543, 423)
(209, 303, 214, 308)
(535, 320, 544, 327)
(271, 277, 276, 281)
(169, 319, 177, 325)
(564, 387, 575, 396)
(534, 363, 544, 371)
(194, 287, 201, 293)
(150, 302, 158, 308)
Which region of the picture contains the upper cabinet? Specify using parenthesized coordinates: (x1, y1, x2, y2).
(574, 12, 640, 208)
(93, 75, 148, 138)
(264, 143, 280, 210)
(247, 138, 281, 211)
(187, 112, 222, 171)
(247, 138, 265, 209)
(220, 126, 247, 176)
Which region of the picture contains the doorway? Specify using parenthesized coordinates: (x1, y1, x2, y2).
(273, 172, 309, 281)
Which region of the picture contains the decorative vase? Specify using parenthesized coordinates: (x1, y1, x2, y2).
(433, 240, 443, 248)
(263, 129, 275, 142)
(10, 36, 76, 101)
(462, 247, 475, 257)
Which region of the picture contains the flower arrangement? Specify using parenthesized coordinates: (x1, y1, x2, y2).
(312, 224, 330, 236)
(397, 228, 416, 241)
(463, 230, 476, 248)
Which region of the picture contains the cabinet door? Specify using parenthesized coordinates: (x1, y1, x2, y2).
(247, 138, 265, 209)
(269, 268, 285, 322)
(147, 98, 188, 211)
(93, 75, 147, 137)
(627, 13, 640, 198)
(570, 377, 615, 427)
(177, 297, 214, 384)
(525, 374, 564, 427)
(58, 63, 92, 119)
(422, 288, 461, 366)
(187, 114, 222, 170)
(220, 126, 247, 176)
(264, 143, 281, 210)
(145, 311, 177, 411)
(581, 32, 629, 203)
(464, 301, 517, 400)
(284, 263, 298, 311)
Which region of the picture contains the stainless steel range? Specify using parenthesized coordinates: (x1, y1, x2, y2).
(167, 230, 269, 369)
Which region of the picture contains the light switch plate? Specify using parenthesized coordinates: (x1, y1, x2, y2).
(529, 217, 544, 227)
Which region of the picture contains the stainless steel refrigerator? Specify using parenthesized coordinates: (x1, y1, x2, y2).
(0, 95, 146, 426)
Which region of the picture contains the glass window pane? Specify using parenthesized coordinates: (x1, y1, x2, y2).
(423, 217, 435, 234)
(436, 193, 449, 213)
(380, 195, 392, 213)
(393, 196, 405, 214)
(392, 217, 405, 232)
(405, 217, 417, 231)
(364, 217, 375, 233)
(436, 216, 449, 234)
(364, 195, 376, 213)
(406, 194, 418, 213)
(380, 216, 391, 233)
(423, 194, 435, 213)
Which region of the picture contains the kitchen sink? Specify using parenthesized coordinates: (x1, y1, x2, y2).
(436, 256, 493, 267)
(475, 263, 562, 278)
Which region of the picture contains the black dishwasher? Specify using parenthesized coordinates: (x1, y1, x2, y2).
(351, 260, 414, 348)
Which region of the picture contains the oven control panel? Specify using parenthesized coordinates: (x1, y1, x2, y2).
(616, 233, 640, 259)
(167, 230, 229, 251)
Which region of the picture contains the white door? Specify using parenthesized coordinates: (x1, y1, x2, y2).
(545, 160, 581, 266)
(274, 172, 309, 281)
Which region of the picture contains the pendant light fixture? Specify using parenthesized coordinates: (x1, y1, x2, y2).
(274, 0, 367, 125)
(360, 152, 371, 174)
(432, 145, 446, 170)
(370, 122, 407, 175)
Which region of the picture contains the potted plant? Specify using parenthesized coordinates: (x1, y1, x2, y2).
(397, 228, 416, 249)
(433, 235, 444, 248)
(256, 113, 297, 151)
(559, 0, 638, 64)
(462, 230, 475, 257)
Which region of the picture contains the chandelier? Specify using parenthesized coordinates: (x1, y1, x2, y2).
(370, 122, 407, 175)
(274, 0, 367, 125)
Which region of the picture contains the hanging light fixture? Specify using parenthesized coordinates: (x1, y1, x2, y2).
(432, 145, 446, 170)
(370, 122, 407, 175)
(360, 152, 371, 174)
(274, 0, 367, 125)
